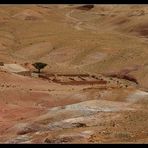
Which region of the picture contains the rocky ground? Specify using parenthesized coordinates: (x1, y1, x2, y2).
(0, 65, 147, 143)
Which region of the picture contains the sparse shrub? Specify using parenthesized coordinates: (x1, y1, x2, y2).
(107, 73, 138, 84)
(0, 62, 4, 66)
(72, 122, 87, 128)
(76, 5, 94, 11)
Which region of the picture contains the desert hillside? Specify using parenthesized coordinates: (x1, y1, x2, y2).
(0, 4, 148, 87)
(0, 4, 148, 143)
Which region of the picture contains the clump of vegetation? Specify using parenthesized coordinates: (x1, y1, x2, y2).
(32, 62, 47, 73)
(0, 62, 4, 66)
(76, 5, 94, 11)
(107, 73, 138, 84)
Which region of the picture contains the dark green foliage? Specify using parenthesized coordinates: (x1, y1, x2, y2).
(32, 62, 47, 73)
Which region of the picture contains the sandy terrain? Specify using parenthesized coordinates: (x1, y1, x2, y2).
(0, 4, 148, 144)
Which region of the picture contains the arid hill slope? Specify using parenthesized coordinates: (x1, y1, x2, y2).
(0, 5, 148, 87)
(0, 5, 148, 143)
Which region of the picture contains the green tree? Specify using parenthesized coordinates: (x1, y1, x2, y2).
(32, 62, 47, 73)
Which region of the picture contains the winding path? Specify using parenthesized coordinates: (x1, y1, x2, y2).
(65, 9, 99, 32)
(65, 10, 84, 31)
